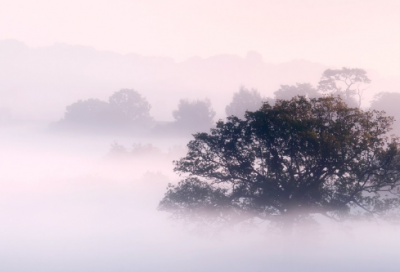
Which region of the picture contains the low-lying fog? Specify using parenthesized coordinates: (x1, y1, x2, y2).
(1, 124, 400, 272)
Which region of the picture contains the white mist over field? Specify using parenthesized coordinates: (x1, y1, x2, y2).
(1, 125, 400, 272)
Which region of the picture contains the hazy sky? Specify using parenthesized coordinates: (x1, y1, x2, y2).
(1, 0, 400, 76)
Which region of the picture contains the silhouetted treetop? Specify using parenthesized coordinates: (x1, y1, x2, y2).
(160, 96, 400, 229)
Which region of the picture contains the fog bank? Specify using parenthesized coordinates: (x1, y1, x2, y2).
(1, 126, 400, 271)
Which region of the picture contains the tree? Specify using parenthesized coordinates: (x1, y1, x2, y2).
(225, 86, 265, 119)
(318, 67, 370, 108)
(108, 89, 153, 126)
(52, 89, 154, 132)
(159, 96, 400, 231)
(62, 98, 113, 127)
(172, 99, 216, 130)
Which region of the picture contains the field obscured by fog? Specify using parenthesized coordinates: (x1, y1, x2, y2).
(1, 121, 400, 272)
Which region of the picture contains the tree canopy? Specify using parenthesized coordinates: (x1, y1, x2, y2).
(159, 96, 400, 230)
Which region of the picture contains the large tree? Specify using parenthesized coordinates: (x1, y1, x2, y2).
(159, 96, 400, 230)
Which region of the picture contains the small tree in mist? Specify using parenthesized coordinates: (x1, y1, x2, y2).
(159, 96, 400, 231)
(318, 67, 370, 108)
(62, 99, 113, 128)
(172, 99, 216, 130)
(53, 89, 153, 132)
(225, 86, 264, 119)
(109, 89, 153, 127)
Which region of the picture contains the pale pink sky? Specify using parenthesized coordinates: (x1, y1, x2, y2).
(1, 0, 400, 75)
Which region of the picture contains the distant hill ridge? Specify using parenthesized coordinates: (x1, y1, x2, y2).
(0, 40, 398, 122)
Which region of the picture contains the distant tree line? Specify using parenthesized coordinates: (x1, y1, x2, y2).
(51, 67, 400, 137)
(51, 89, 153, 133)
(52, 88, 218, 135)
(226, 68, 400, 135)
